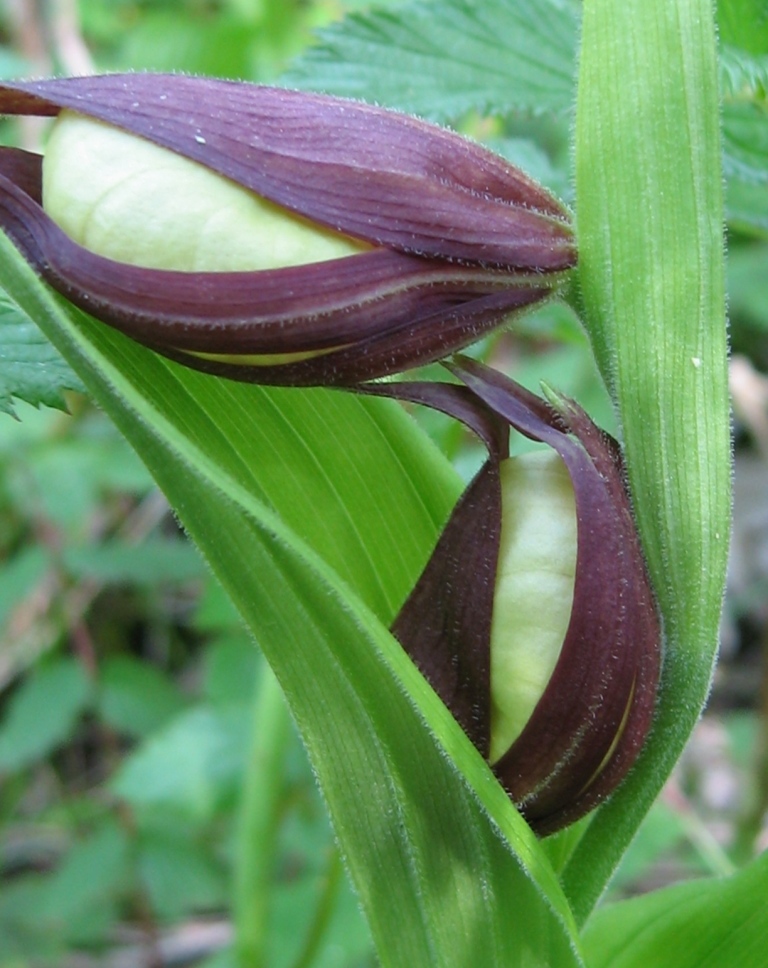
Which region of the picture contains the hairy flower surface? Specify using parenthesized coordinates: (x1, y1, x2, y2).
(372, 361, 661, 835)
(0, 73, 575, 385)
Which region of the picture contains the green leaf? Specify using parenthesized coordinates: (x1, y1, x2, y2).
(722, 96, 768, 233)
(114, 10, 257, 77)
(717, 0, 768, 54)
(727, 175, 768, 235)
(203, 636, 261, 706)
(728, 243, 768, 329)
(97, 655, 187, 739)
(723, 101, 768, 186)
(138, 830, 226, 920)
(39, 821, 130, 943)
(720, 45, 768, 100)
(0, 656, 92, 771)
(112, 705, 251, 822)
(62, 535, 206, 584)
(0, 873, 63, 963)
(0, 289, 84, 416)
(284, 0, 578, 121)
(0, 229, 584, 967)
(582, 852, 768, 968)
(572, 0, 730, 922)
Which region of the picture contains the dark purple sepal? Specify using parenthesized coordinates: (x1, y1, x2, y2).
(359, 381, 510, 752)
(380, 361, 661, 835)
(0, 74, 575, 272)
(0, 140, 553, 385)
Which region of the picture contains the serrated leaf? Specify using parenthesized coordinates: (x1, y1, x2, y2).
(720, 45, 768, 99)
(722, 97, 768, 232)
(582, 852, 768, 968)
(723, 102, 768, 184)
(0, 228, 584, 967)
(284, 0, 578, 121)
(0, 656, 92, 771)
(0, 289, 84, 416)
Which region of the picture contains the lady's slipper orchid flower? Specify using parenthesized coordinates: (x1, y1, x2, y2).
(0, 73, 575, 385)
(369, 360, 661, 835)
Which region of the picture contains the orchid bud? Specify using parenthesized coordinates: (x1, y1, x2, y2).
(0, 74, 575, 385)
(379, 360, 660, 835)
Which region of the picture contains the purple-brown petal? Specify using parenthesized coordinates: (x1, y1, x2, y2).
(0, 74, 575, 273)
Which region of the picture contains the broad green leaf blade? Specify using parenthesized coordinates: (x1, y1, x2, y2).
(284, 0, 578, 121)
(571, 0, 730, 922)
(0, 231, 584, 968)
(0, 290, 84, 415)
(582, 853, 768, 968)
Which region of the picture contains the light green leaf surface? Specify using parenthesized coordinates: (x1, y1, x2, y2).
(0, 231, 584, 967)
(582, 853, 768, 968)
(284, 0, 578, 121)
(571, 0, 730, 922)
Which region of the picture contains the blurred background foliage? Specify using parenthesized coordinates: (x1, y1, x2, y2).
(0, 0, 766, 965)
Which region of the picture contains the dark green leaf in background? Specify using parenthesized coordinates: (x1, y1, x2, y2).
(284, 0, 578, 121)
(97, 655, 187, 739)
(0, 291, 84, 416)
(717, 0, 768, 54)
(0, 656, 92, 772)
(37, 821, 130, 944)
(112, 705, 251, 823)
(137, 829, 226, 920)
(62, 535, 206, 585)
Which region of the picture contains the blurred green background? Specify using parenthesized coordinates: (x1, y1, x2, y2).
(0, 1, 766, 966)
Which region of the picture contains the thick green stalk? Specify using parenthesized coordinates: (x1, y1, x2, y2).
(567, 0, 730, 921)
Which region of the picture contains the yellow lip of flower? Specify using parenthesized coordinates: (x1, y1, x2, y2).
(0, 72, 575, 386)
(43, 111, 370, 274)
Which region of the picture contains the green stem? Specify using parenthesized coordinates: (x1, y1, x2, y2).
(290, 845, 344, 968)
(568, 0, 729, 922)
(233, 659, 292, 968)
